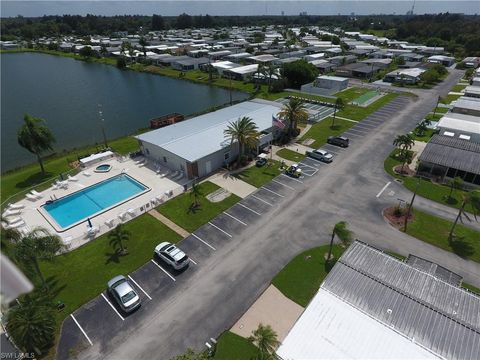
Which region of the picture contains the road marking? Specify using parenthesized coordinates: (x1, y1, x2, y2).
(348, 128, 369, 135)
(150, 260, 176, 282)
(343, 132, 362, 138)
(303, 157, 326, 165)
(127, 275, 152, 300)
(298, 161, 319, 169)
(189, 257, 198, 265)
(261, 186, 285, 198)
(192, 233, 216, 250)
(223, 211, 247, 226)
(376, 181, 392, 198)
(281, 174, 303, 183)
(237, 202, 262, 215)
(272, 179, 295, 190)
(70, 314, 93, 346)
(251, 194, 273, 206)
(208, 221, 232, 238)
(101, 293, 125, 321)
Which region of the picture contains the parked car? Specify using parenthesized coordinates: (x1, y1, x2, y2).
(327, 136, 349, 148)
(154, 242, 190, 270)
(306, 149, 334, 163)
(256, 153, 268, 167)
(107, 275, 141, 313)
(285, 164, 302, 178)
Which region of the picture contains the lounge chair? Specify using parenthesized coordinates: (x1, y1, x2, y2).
(59, 181, 69, 189)
(6, 216, 23, 225)
(67, 175, 79, 182)
(85, 226, 99, 237)
(83, 171, 92, 177)
(121, 168, 129, 174)
(7, 220, 26, 229)
(156, 195, 164, 203)
(133, 158, 145, 165)
(26, 193, 38, 201)
(62, 236, 73, 246)
(105, 219, 115, 227)
(118, 212, 127, 221)
(30, 190, 43, 198)
(138, 160, 148, 168)
(127, 208, 136, 216)
(2, 209, 21, 218)
(8, 203, 25, 210)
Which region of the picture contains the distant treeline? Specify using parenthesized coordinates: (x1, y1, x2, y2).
(1, 13, 479, 56)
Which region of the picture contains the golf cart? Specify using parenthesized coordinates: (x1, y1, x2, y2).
(285, 163, 302, 178)
(255, 153, 268, 167)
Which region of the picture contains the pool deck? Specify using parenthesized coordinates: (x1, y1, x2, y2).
(12, 156, 188, 251)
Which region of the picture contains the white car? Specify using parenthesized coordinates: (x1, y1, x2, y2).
(306, 149, 334, 163)
(154, 242, 190, 270)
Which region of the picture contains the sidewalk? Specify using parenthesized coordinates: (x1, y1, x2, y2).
(148, 209, 190, 238)
(208, 171, 257, 198)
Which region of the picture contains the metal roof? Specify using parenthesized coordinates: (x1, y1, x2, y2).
(277, 241, 480, 360)
(453, 97, 480, 112)
(437, 112, 480, 134)
(406, 255, 463, 286)
(136, 101, 279, 162)
(419, 135, 480, 174)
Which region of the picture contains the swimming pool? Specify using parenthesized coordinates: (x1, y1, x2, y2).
(42, 174, 149, 230)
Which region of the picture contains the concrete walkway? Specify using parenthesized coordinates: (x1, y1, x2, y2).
(208, 171, 257, 198)
(148, 209, 190, 238)
(230, 285, 304, 342)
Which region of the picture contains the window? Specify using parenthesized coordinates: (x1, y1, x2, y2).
(446, 167, 457, 178)
(464, 172, 475, 183)
(163, 156, 167, 163)
(224, 152, 230, 160)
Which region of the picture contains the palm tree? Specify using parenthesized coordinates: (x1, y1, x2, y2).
(415, 121, 429, 137)
(224, 116, 259, 162)
(278, 97, 309, 137)
(393, 134, 415, 173)
(17, 114, 56, 174)
(109, 224, 131, 255)
(190, 180, 202, 207)
(327, 221, 352, 261)
(139, 36, 148, 57)
(264, 64, 277, 92)
(331, 97, 345, 129)
(249, 323, 279, 358)
(448, 190, 480, 241)
(6, 293, 56, 356)
(14, 227, 66, 288)
(447, 177, 464, 202)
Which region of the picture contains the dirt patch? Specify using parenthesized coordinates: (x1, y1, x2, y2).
(383, 206, 414, 228)
(206, 188, 231, 203)
(393, 164, 415, 176)
(302, 138, 315, 146)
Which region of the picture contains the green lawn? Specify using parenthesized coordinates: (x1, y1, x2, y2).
(257, 90, 335, 103)
(451, 84, 467, 92)
(299, 118, 356, 148)
(235, 160, 283, 188)
(425, 113, 443, 122)
(276, 148, 305, 162)
(157, 181, 240, 232)
(384, 149, 474, 213)
(336, 93, 399, 121)
(334, 87, 370, 102)
(214, 331, 258, 360)
(410, 128, 438, 142)
(432, 107, 449, 114)
(1, 134, 141, 204)
(40, 214, 181, 317)
(462, 282, 480, 295)
(272, 245, 345, 307)
(441, 94, 461, 104)
(406, 209, 480, 262)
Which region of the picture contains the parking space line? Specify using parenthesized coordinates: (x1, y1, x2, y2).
(208, 221, 233, 238)
(299, 161, 320, 169)
(237, 202, 262, 215)
(128, 275, 152, 300)
(192, 233, 216, 250)
(348, 128, 369, 134)
(376, 181, 392, 198)
(150, 260, 176, 282)
(251, 194, 273, 206)
(343, 132, 362, 137)
(70, 314, 93, 346)
(223, 211, 247, 226)
(261, 186, 285, 198)
(355, 123, 376, 130)
(189, 257, 198, 265)
(280, 174, 303, 183)
(272, 179, 295, 190)
(303, 157, 327, 165)
(101, 293, 125, 321)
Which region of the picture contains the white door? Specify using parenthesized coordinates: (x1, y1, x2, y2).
(205, 161, 212, 174)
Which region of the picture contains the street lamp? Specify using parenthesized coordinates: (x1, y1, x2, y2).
(98, 104, 108, 148)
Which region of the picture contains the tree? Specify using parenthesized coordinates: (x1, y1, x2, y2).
(331, 97, 345, 129)
(79, 45, 94, 58)
(447, 177, 464, 202)
(448, 190, 480, 241)
(6, 293, 56, 356)
(224, 116, 259, 162)
(393, 134, 415, 173)
(278, 97, 309, 137)
(151, 14, 165, 30)
(14, 227, 66, 288)
(415, 121, 429, 137)
(189, 181, 202, 207)
(327, 221, 353, 261)
(116, 57, 127, 69)
(420, 68, 440, 84)
(108, 224, 131, 255)
(282, 60, 319, 88)
(17, 114, 56, 174)
(264, 64, 277, 92)
(249, 323, 279, 358)
(177, 13, 192, 29)
(139, 36, 148, 57)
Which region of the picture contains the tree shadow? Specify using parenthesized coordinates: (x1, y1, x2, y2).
(105, 248, 126, 265)
(449, 236, 475, 258)
(187, 203, 202, 214)
(16, 171, 54, 190)
(444, 196, 459, 205)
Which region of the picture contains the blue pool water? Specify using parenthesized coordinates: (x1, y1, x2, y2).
(43, 174, 148, 229)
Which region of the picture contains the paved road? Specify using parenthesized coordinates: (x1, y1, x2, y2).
(69, 69, 479, 360)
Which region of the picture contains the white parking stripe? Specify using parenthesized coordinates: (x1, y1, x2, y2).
(272, 179, 295, 190)
(376, 181, 392, 198)
(189, 257, 198, 265)
(101, 293, 125, 321)
(127, 275, 152, 300)
(355, 123, 376, 130)
(298, 161, 319, 169)
(208, 221, 233, 238)
(261, 186, 285, 198)
(223, 211, 247, 226)
(150, 260, 176, 282)
(281, 173, 304, 183)
(192, 233, 216, 250)
(343, 132, 362, 137)
(237, 202, 262, 215)
(348, 128, 369, 134)
(251, 194, 273, 206)
(70, 314, 93, 346)
(303, 157, 327, 165)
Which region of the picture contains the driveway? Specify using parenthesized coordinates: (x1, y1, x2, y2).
(63, 70, 479, 360)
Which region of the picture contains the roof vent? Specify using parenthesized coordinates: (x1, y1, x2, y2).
(387, 309, 393, 314)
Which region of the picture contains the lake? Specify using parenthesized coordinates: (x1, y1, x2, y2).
(1, 53, 249, 172)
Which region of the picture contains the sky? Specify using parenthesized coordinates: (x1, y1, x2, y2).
(1, 0, 479, 17)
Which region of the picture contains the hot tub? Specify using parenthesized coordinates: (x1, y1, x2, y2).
(94, 164, 112, 173)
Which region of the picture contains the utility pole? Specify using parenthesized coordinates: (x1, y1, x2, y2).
(403, 182, 420, 232)
(229, 73, 233, 105)
(98, 104, 108, 148)
(433, 95, 441, 118)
